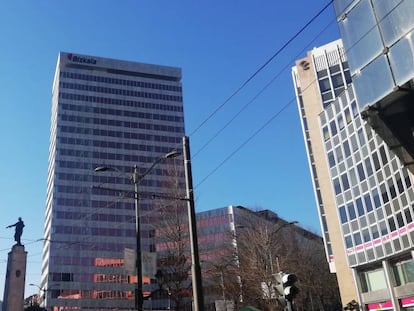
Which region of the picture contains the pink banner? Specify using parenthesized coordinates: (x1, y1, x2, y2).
(401, 297, 414, 307)
(367, 301, 392, 310)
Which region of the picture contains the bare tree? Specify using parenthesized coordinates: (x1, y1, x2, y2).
(232, 213, 341, 311)
(201, 238, 242, 309)
(152, 162, 193, 311)
(276, 228, 341, 311)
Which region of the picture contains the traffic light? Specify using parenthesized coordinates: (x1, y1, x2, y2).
(282, 273, 299, 301)
(274, 273, 286, 306)
(274, 272, 299, 311)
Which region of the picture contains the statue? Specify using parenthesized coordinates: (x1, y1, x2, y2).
(6, 217, 25, 246)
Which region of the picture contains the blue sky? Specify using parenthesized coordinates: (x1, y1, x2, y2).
(0, 1, 339, 298)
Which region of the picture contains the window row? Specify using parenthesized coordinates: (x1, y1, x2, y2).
(58, 136, 180, 153)
(58, 139, 178, 158)
(61, 103, 184, 122)
(56, 196, 135, 210)
(343, 207, 413, 249)
(61, 70, 182, 92)
(54, 210, 133, 222)
(53, 225, 135, 238)
(49, 237, 134, 253)
(316, 62, 350, 78)
(60, 82, 182, 102)
(319, 70, 352, 91)
(59, 125, 182, 143)
(56, 172, 183, 190)
(60, 92, 183, 112)
(56, 174, 171, 190)
(60, 114, 184, 134)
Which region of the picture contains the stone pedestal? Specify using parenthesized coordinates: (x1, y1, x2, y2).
(2, 245, 27, 311)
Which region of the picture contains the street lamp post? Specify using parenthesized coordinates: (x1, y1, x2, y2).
(95, 150, 180, 311)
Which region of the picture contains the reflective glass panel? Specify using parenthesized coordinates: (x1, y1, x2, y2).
(389, 29, 414, 86)
(374, 0, 414, 46)
(339, 0, 383, 74)
(353, 55, 394, 108)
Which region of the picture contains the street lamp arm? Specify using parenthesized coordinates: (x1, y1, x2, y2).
(136, 150, 180, 181)
(274, 221, 299, 235)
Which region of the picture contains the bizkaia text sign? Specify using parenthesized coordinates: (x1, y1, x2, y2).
(67, 53, 97, 65)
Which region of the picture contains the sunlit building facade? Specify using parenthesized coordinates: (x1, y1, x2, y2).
(41, 52, 185, 310)
(293, 38, 414, 311)
(292, 40, 356, 304)
(334, 0, 414, 174)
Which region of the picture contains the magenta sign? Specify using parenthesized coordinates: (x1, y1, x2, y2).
(367, 301, 393, 310)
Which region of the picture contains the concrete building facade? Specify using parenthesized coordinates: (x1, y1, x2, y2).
(292, 40, 356, 304)
(41, 52, 185, 310)
(293, 38, 414, 311)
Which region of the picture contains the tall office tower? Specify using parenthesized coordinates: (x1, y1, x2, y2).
(334, 1, 414, 173)
(292, 40, 356, 304)
(41, 52, 185, 310)
(293, 39, 414, 311)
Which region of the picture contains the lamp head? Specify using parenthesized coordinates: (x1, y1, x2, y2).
(94, 166, 110, 172)
(164, 150, 180, 159)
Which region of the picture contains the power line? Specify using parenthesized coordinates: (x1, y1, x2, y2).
(193, 0, 403, 189)
(188, 0, 334, 138)
(194, 68, 323, 189)
(192, 18, 337, 159)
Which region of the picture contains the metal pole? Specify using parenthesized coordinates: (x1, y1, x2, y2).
(133, 165, 143, 311)
(183, 136, 204, 311)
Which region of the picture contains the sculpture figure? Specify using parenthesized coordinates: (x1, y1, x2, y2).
(6, 217, 25, 246)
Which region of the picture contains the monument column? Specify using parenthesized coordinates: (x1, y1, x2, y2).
(2, 245, 27, 311)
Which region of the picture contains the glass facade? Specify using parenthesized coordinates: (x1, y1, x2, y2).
(41, 52, 185, 310)
(335, 0, 414, 108)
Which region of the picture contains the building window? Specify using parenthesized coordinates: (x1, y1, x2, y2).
(334, 178, 342, 195)
(356, 198, 365, 216)
(328, 151, 336, 167)
(332, 73, 344, 88)
(319, 78, 331, 92)
(357, 163, 366, 182)
(341, 173, 350, 191)
(338, 114, 345, 130)
(364, 194, 373, 212)
(359, 267, 387, 293)
(393, 258, 414, 286)
(339, 206, 348, 223)
(343, 140, 351, 158)
(345, 108, 352, 124)
(323, 126, 330, 141)
(348, 202, 357, 220)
